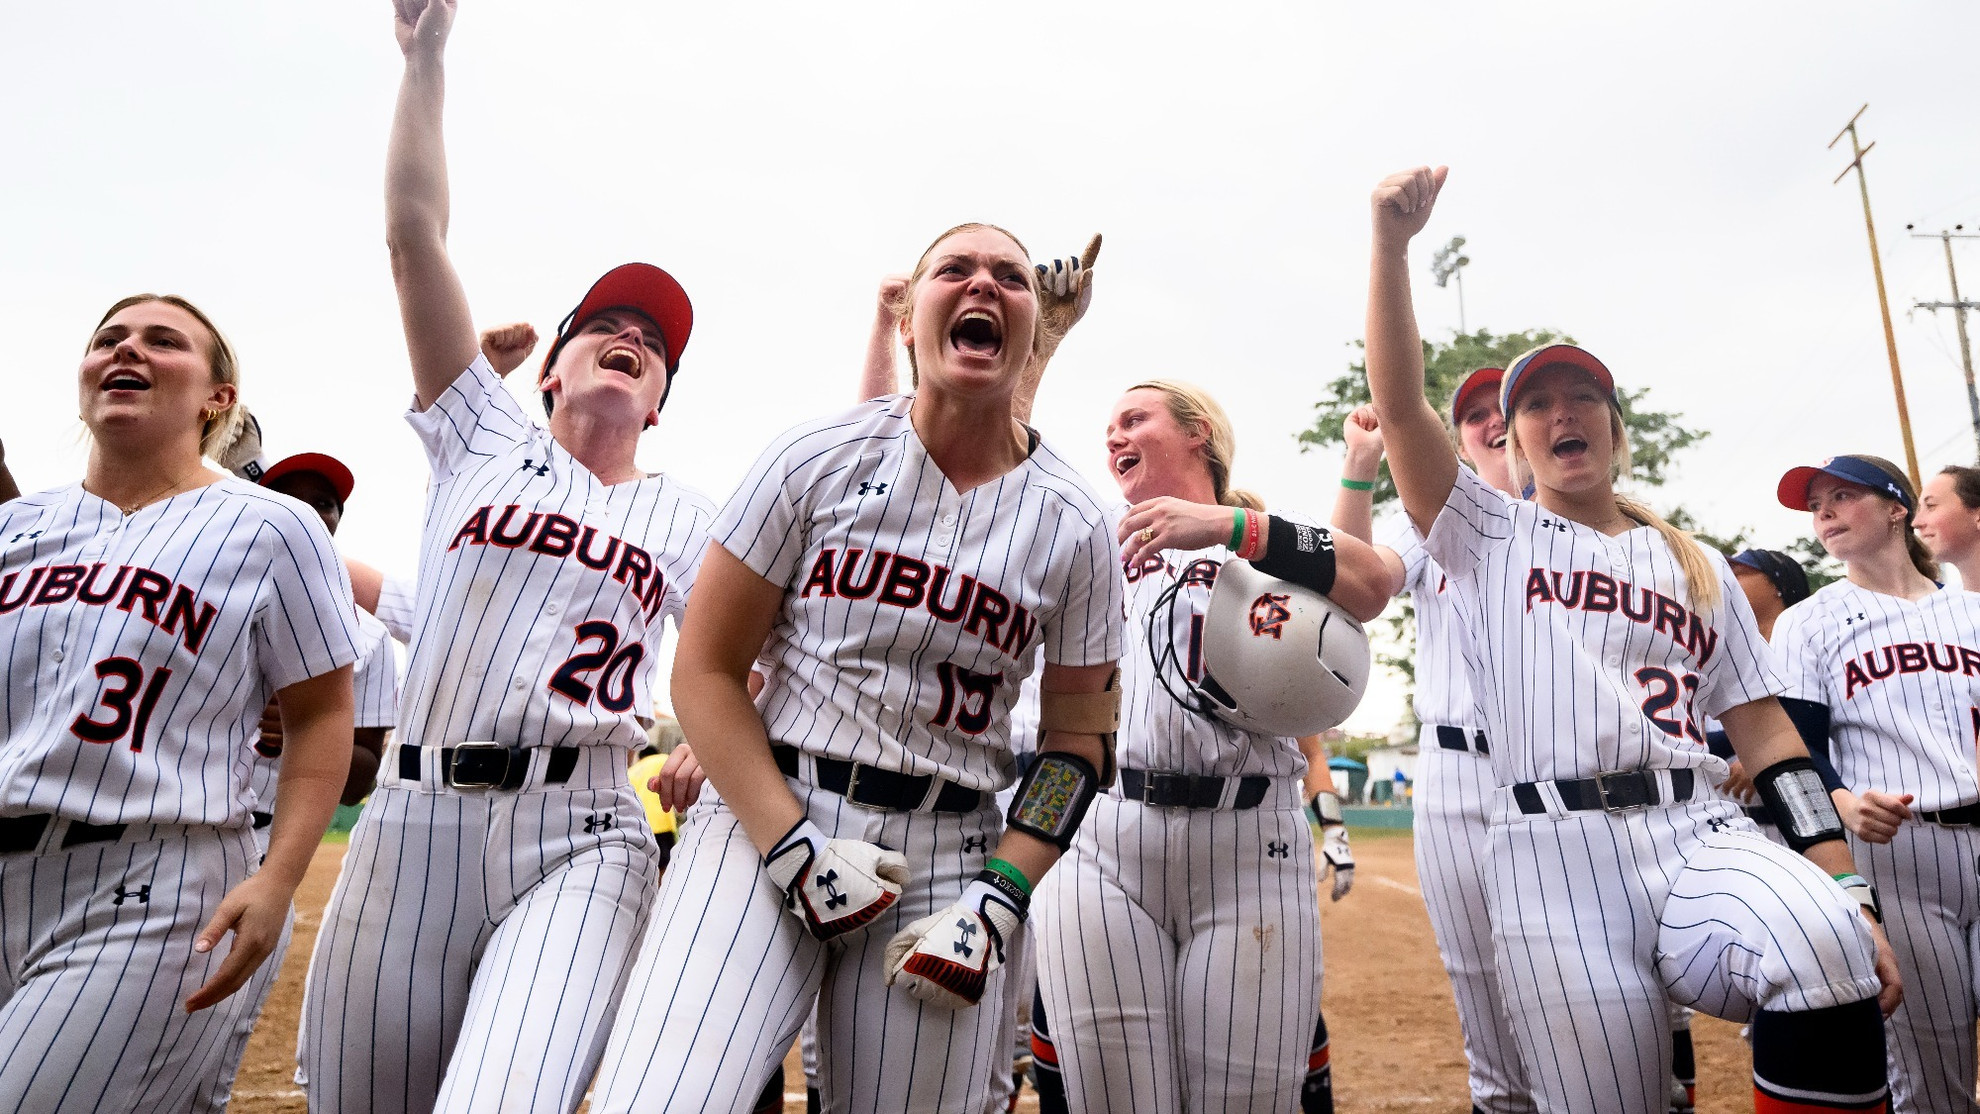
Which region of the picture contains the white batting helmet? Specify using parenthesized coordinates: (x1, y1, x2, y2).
(1193, 558, 1371, 737)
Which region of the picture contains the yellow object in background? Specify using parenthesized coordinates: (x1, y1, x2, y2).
(629, 752, 678, 838)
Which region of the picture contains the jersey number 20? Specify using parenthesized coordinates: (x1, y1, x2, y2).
(549, 621, 643, 713)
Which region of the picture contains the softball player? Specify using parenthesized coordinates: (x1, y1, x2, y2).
(0, 294, 360, 1112)
(591, 221, 1125, 1114)
(1332, 387, 1538, 1113)
(1366, 165, 1897, 1114)
(1703, 549, 1813, 846)
(1772, 455, 1980, 1113)
(1030, 379, 1391, 1113)
(197, 449, 400, 1113)
(1337, 395, 1703, 1114)
(298, 4, 714, 1111)
(1914, 464, 1980, 589)
(847, 254, 1098, 1114)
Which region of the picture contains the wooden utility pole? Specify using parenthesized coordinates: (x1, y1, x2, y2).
(1830, 104, 1920, 488)
(1910, 227, 1980, 460)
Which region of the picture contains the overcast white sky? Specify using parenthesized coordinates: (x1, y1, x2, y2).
(7, 2, 1979, 732)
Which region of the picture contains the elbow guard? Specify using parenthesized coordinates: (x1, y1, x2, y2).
(1250, 517, 1337, 597)
(1006, 752, 1101, 851)
(1752, 756, 1846, 854)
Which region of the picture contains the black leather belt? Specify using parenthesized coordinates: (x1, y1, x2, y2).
(1434, 725, 1490, 755)
(251, 811, 273, 830)
(1120, 768, 1271, 810)
(1512, 769, 1695, 815)
(398, 744, 580, 791)
(0, 815, 127, 854)
(1919, 803, 1980, 827)
(772, 745, 983, 813)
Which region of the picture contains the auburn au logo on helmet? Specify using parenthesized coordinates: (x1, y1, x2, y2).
(1248, 592, 1293, 640)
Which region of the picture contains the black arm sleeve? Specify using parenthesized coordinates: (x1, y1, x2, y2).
(1776, 696, 1845, 793)
(1249, 515, 1337, 596)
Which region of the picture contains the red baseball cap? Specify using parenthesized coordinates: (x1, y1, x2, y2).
(1500, 344, 1615, 413)
(1448, 367, 1505, 425)
(258, 452, 355, 505)
(542, 263, 694, 377)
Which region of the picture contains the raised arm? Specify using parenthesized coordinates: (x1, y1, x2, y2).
(1364, 167, 1458, 535)
(859, 275, 908, 402)
(388, 0, 479, 409)
(1330, 405, 1408, 596)
(0, 439, 20, 503)
(1015, 234, 1102, 423)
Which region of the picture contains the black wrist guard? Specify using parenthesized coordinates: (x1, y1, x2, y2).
(1006, 752, 1101, 850)
(1251, 517, 1337, 596)
(1753, 757, 1846, 853)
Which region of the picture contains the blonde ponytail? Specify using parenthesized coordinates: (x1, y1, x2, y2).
(1506, 406, 1720, 613)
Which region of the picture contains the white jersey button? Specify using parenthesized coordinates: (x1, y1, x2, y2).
(512, 676, 527, 691)
(940, 512, 957, 527)
(546, 602, 560, 616)
(51, 648, 64, 663)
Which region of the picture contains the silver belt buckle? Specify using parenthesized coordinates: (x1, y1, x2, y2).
(449, 742, 510, 790)
(1595, 771, 1651, 814)
(841, 762, 884, 811)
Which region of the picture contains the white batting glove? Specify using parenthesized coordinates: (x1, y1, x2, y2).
(763, 819, 908, 940)
(884, 872, 1028, 1010)
(1320, 824, 1355, 902)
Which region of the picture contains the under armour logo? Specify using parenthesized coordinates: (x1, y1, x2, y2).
(520, 459, 551, 477)
(858, 481, 888, 495)
(1537, 519, 1569, 533)
(817, 869, 849, 909)
(961, 834, 988, 854)
(1265, 841, 1290, 859)
(8, 530, 44, 543)
(1843, 612, 1868, 625)
(952, 919, 978, 957)
(113, 885, 150, 906)
(583, 814, 615, 833)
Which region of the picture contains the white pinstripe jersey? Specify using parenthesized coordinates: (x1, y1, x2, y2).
(401, 356, 714, 751)
(0, 480, 360, 826)
(1771, 580, 1980, 812)
(1424, 465, 1781, 785)
(1379, 512, 1477, 729)
(717, 395, 1124, 790)
(374, 571, 415, 645)
(1119, 539, 1307, 779)
(247, 609, 398, 807)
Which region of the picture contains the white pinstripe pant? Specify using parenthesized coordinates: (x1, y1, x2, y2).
(1031, 789, 1322, 1113)
(1852, 821, 1980, 1114)
(1413, 738, 1537, 1113)
(299, 749, 659, 1114)
(592, 784, 1014, 1114)
(0, 825, 260, 1114)
(1486, 794, 1881, 1114)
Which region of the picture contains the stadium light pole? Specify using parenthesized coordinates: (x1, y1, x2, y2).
(1430, 236, 1470, 335)
(1830, 104, 1921, 488)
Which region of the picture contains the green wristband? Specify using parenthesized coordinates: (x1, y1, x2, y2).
(1340, 477, 1375, 492)
(1227, 508, 1247, 550)
(984, 856, 1034, 896)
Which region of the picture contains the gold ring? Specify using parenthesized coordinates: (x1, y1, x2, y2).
(1138, 528, 1155, 543)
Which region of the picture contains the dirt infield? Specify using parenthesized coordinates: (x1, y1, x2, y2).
(229, 829, 1755, 1112)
